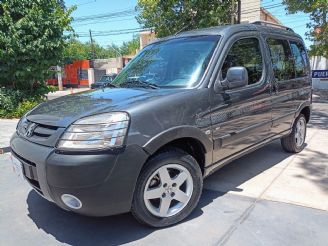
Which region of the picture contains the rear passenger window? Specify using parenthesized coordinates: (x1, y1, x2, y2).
(267, 38, 295, 81)
(290, 41, 308, 77)
(221, 38, 263, 85)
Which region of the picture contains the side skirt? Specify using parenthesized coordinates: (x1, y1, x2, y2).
(204, 128, 292, 177)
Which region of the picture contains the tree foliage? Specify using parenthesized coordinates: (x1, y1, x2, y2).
(136, 0, 233, 37)
(63, 36, 140, 63)
(0, 0, 75, 90)
(283, 0, 328, 57)
(120, 36, 140, 56)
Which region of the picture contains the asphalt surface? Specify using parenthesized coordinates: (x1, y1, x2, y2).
(0, 102, 327, 246)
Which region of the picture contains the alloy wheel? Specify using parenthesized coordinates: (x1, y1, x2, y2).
(143, 164, 193, 218)
(295, 116, 306, 147)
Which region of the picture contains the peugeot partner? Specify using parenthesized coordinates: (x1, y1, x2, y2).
(10, 22, 312, 227)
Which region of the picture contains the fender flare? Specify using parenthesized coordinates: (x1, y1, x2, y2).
(142, 125, 213, 155)
(295, 101, 311, 121)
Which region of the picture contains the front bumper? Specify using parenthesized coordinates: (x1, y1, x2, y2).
(10, 133, 149, 216)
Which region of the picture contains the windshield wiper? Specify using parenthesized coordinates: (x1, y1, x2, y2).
(106, 83, 118, 88)
(121, 80, 159, 89)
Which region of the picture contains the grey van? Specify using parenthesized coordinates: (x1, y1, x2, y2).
(10, 22, 312, 227)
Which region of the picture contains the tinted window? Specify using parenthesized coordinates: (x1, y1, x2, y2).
(222, 38, 263, 85)
(290, 41, 308, 77)
(267, 38, 295, 81)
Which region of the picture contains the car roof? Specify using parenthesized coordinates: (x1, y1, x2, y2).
(150, 23, 303, 45)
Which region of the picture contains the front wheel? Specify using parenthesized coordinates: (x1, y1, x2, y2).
(281, 114, 307, 153)
(131, 149, 203, 227)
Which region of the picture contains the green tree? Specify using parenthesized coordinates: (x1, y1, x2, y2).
(136, 0, 233, 37)
(120, 35, 140, 55)
(63, 37, 140, 62)
(62, 39, 90, 63)
(94, 42, 118, 58)
(107, 43, 122, 57)
(0, 0, 75, 90)
(282, 0, 328, 57)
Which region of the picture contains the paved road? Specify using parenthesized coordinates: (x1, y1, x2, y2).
(0, 102, 327, 246)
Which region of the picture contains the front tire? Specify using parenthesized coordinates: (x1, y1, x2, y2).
(131, 149, 203, 227)
(281, 114, 307, 153)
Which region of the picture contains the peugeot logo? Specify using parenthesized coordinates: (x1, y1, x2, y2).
(25, 123, 38, 137)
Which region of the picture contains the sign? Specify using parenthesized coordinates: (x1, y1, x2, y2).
(312, 70, 328, 78)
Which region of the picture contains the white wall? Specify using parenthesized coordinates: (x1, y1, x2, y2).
(240, 0, 261, 23)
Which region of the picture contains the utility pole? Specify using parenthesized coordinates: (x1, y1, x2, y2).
(89, 29, 96, 59)
(57, 65, 63, 91)
(231, 0, 235, 24)
(237, 0, 241, 24)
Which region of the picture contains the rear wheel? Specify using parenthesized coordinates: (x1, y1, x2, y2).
(131, 149, 203, 227)
(281, 114, 307, 153)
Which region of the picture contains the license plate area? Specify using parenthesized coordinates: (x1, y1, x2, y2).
(11, 153, 24, 180)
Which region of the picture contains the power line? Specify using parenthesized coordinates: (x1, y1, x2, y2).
(72, 17, 136, 27)
(72, 8, 136, 23)
(241, 3, 284, 15)
(75, 0, 97, 7)
(76, 28, 150, 37)
(75, 27, 145, 35)
(242, 3, 282, 12)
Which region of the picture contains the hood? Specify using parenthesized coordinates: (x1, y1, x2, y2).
(26, 88, 185, 127)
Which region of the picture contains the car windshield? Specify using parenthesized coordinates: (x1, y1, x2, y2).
(98, 76, 113, 83)
(111, 35, 220, 88)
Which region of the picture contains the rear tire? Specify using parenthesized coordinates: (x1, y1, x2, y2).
(281, 114, 307, 153)
(131, 148, 203, 227)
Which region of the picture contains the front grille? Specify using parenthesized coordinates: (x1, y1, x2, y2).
(18, 119, 59, 139)
(33, 124, 58, 138)
(17, 117, 64, 147)
(12, 151, 43, 195)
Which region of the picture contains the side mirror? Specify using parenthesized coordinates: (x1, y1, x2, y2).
(225, 66, 248, 89)
(214, 66, 249, 93)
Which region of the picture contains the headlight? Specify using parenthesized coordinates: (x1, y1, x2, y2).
(57, 112, 129, 150)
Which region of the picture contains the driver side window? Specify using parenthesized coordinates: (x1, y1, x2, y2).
(221, 38, 263, 85)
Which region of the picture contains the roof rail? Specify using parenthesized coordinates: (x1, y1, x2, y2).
(252, 21, 294, 32)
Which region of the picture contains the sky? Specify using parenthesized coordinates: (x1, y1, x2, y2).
(66, 0, 140, 47)
(65, 0, 312, 48)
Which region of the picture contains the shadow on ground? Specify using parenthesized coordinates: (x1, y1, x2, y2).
(27, 189, 222, 245)
(308, 101, 328, 129)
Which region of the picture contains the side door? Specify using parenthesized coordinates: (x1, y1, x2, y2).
(210, 34, 272, 164)
(266, 37, 298, 135)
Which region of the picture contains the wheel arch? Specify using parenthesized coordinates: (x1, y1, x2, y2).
(295, 101, 311, 123)
(300, 105, 311, 123)
(142, 126, 213, 174)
